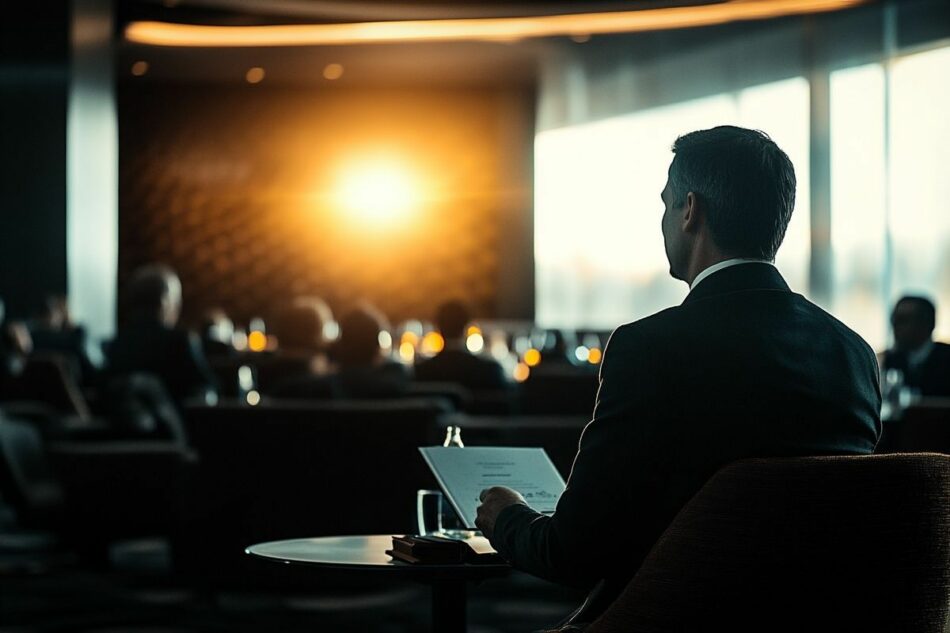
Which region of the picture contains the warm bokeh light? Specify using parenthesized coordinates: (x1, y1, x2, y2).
(126, 2, 866, 47)
(399, 341, 416, 362)
(466, 325, 482, 336)
(247, 330, 267, 352)
(245, 67, 265, 84)
(587, 347, 603, 364)
(489, 332, 510, 360)
(131, 60, 149, 76)
(335, 160, 421, 223)
(466, 332, 485, 354)
(523, 348, 542, 367)
(246, 389, 261, 406)
(422, 331, 445, 355)
(401, 331, 419, 347)
(513, 362, 530, 383)
(323, 63, 344, 80)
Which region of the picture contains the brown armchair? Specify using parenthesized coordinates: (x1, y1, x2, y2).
(578, 454, 950, 633)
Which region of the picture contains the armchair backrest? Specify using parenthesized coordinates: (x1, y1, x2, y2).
(588, 453, 950, 633)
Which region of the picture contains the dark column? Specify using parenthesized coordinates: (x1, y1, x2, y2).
(0, 4, 70, 319)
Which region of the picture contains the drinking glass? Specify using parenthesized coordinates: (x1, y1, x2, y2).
(416, 489, 444, 535)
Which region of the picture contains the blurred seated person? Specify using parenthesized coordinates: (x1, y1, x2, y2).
(0, 297, 33, 384)
(198, 308, 236, 359)
(415, 300, 508, 390)
(261, 297, 336, 393)
(28, 294, 98, 387)
(881, 295, 950, 397)
(107, 264, 217, 408)
(332, 303, 410, 399)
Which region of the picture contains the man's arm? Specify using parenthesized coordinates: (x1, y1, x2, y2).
(484, 325, 662, 588)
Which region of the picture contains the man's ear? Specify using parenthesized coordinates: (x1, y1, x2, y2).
(682, 191, 702, 233)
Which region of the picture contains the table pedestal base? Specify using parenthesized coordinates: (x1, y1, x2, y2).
(430, 580, 468, 633)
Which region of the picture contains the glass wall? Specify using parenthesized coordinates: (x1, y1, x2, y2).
(536, 77, 810, 330)
(829, 45, 950, 348)
(888, 46, 950, 342)
(537, 42, 950, 350)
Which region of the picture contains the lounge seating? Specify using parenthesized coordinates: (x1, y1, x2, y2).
(578, 453, 950, 632)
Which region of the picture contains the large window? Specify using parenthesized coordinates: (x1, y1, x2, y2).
(888, 46, 950, 342)
(537, 42, 950, 350)
(830, 45, 950, 348)
(830, 63, 887, 347)
(535, 77, 810, 330)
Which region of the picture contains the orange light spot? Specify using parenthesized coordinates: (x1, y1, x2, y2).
(513, 362, 530, 383)
(523, 348, 542, 367)
(248, 330, 267, 352)
(323, 63, 344, 80)
(245, 67, 265, 84)
(588, 347, 603, 364)
(422, 331, 445, 355)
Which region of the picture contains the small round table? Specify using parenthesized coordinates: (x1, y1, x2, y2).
(246, 535, 510, 633)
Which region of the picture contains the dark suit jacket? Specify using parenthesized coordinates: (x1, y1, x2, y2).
(882, 342, 950, 398)
(491, 263, 882, 593)
(107, 319, 217, 407)
(415, 348, 508, 391)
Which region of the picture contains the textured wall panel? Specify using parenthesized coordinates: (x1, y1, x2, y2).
(118, 84, 533, 327)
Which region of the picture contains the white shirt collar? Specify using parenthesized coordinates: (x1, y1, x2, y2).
(689, 258, 775, 291)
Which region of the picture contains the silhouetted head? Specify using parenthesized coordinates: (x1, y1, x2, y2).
(661, 126, 796, 281)
(275, 296, 335, 352)
(337, 303, 389, 367)
(435, 300, 471, 341)
(891, 295, 936, 351)
(126, 264, 182, 327)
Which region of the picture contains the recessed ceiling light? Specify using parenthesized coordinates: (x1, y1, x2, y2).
(323, 63, 344, 80)
(245, 67, 265, 84)
(131, 60, 149, 76)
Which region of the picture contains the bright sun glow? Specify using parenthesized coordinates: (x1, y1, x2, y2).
(336, 160, 421, 223)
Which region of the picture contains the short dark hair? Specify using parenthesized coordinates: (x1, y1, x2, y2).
(669, 126, 796, 260)
(337, 303, 388, 366)
(894, 295, 936, 331)
(435, 300, 470, 340)
(126, 264, 178, 319)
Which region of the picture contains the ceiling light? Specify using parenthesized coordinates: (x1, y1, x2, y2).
(323, 63, 344, 80)
(125, 1, 867, 47)
(245, 67, 265, 83)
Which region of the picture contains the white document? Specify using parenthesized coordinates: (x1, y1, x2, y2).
(419, 446, 567, 529)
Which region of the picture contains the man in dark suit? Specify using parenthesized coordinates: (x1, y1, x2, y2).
(882, 296, 950, 397)
(107, 264, 217, 408)
(415, 300, 508, 391)
(476, 126, 882, 615)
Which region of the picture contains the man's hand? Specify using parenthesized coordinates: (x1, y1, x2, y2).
(475, 486, 526, 540)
